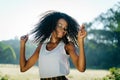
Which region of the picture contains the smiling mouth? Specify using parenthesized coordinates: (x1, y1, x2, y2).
(58, 32, 62, 34)
(57, 32, 64, 37)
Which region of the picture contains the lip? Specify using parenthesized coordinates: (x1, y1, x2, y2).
(58, 33, 63, 35)
(57, 32, 64, 37)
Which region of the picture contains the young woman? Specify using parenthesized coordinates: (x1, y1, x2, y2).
(20, 10, 87, 80)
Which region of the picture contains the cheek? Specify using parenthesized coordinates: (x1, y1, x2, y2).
(56, 29, 67, 36)
(56, 28, 61, 34)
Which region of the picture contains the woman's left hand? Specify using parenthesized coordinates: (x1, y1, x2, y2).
(78, 24, 87, 41)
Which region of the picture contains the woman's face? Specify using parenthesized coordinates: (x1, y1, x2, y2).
(53, 18, 68, 38)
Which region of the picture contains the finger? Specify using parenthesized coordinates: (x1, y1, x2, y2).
(21, 34, 28, 39)
(79, 24, 85, 31)
(79, 29, 85, 34)
(81, 24, 85, 30)
(81, 30, 87, 35)
(83, 31, 87, 37)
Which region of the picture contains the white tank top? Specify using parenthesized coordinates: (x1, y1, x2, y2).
(38, 41, 70, 78)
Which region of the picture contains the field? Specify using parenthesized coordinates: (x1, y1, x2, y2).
(0, 64, 109, 80)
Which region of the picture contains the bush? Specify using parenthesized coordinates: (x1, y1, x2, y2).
(103, 67, 120, 80)
(0, 75, 9, 80)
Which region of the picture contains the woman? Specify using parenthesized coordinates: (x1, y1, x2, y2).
(20, 10, 87, 80)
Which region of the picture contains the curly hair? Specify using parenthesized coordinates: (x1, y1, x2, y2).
(30, 10, 79, 46)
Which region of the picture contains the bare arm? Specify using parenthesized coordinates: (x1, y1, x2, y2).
(77, 38, 86, 72)
(20, 35, 41, 72)
(65, 24, 87, 72)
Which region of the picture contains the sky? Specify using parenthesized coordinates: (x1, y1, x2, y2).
(0, 0, 119, 41)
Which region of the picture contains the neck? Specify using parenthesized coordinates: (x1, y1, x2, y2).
(50, 36, 60, 44)
(50, 33, 61, 44)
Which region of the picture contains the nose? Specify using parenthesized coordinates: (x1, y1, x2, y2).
(59, 27, 67, 32)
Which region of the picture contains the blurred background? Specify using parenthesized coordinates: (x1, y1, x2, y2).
(0, 0, 120, 80)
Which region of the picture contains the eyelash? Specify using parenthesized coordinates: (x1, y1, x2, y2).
(57, 25, 67, 31)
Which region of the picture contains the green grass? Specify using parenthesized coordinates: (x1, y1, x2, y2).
(0, 64, 109, 80)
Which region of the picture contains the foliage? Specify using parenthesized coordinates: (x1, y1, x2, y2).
(0, 42, 16, 64)
(0, 39, 36, 64)
(85, 2, 120, 69)
(0, 74, 9, 80)
(103, 67, 120, 80)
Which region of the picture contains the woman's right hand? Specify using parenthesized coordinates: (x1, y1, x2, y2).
(20, 34, 28, 44)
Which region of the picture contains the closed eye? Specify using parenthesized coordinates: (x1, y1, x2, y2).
(57, 23, 67, 31)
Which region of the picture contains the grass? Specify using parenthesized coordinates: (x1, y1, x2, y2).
(0, 64, 109, 80)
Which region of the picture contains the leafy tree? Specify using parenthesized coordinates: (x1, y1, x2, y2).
(85, 2, 120, 69)
(0, 42, 16, 64)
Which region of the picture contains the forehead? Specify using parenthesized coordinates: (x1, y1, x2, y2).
(57, 18, 68, 26)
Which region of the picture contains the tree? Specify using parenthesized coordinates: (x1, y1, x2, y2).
(0, 42, 16, 64)
(85, 2, 120, 69)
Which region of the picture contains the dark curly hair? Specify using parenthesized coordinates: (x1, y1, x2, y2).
(30, 10, 79, 46)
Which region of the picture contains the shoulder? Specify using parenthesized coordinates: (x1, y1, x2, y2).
(65, 41, 75, 52)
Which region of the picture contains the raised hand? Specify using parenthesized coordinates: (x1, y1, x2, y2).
(78, 24, 87, 40)
(20, 34, 29, 44)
